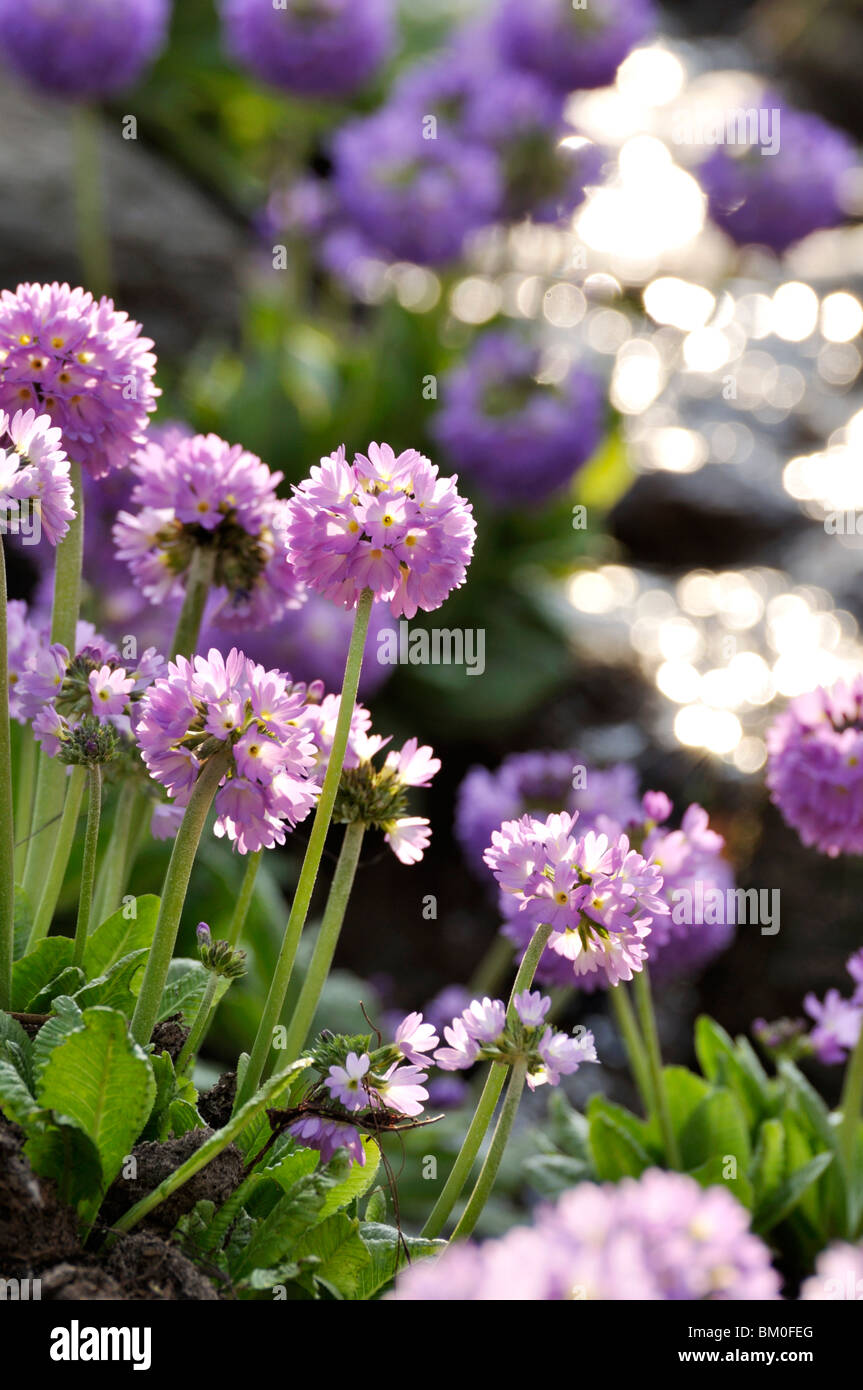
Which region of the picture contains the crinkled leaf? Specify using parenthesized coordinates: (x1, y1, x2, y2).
(158, 958, 227, 1023)
(316, 1137, 380, 1219)
(83, 896, 159, 980)
(31, 997, 84, 1083)
(289, 1212, 369, 1298)
(230, 1172, 327, 1281)
(11, 937, 74, 1012)
(72, 949, 149, 1014)
(24, 1120, 103, 1206)
(0, 1057, 42, 1127)
(352, 1222, 445, 1301)
(27, 966, 86, 1013)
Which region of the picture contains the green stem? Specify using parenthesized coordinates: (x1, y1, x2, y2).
(0, 537, 14, 1010)
(838, 1016, 863, 1198)
(176, 971, 220, 1076)
(13, 729, 37, 881)
(421, 920, 554, 1239)
(90, 780, 137, 928)
(234, 589, 374, 1110)
(73, 106, 112, 297)
(226, 848, 262, 947)
(632, 965, 680, 1169)
(170, 545, 215, 660)
(130, 749, 231, 1046)
(72, 766, 102, 968)
(104, 1057, 312, 1242)
(609, 980, 653, 1117)
(281, 821, 366, 1061)
(451, 1058, 528, 1241)
(21, 462, 84, 901)
(27, 767, 86, 948)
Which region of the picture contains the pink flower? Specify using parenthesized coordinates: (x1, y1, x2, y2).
(384, 816, 432, 865)
(325, 1052, 370, 1111)
(375, 1063, 429, 1117)
(89, 664, 135, 717)
(394, 1012, 440, 1065)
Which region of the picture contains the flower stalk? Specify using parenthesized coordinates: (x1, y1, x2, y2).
(0, 535, 15, 1010)
(72, 765, 103, 968)
(27, 767, 86, 949)
(632, 965, 680, 1170)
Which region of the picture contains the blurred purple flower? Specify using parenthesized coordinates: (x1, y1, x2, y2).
(220, 0, 395, 99)
(0, 0, 170, 99)
(767, 677, 863, 857)
(492, 0, 655, 95)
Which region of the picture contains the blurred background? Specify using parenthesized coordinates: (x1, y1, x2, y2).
(3, 0, 863, 1227)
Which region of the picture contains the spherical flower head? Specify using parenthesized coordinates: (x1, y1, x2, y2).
(393, 1169, 778, 1301)
(800, 1242, 863, 1300)
(766, 677, 863, 857)
(0, 283, 159, 479)
(455, 750, 641, 879)
(220, 0, 395, 99)
(493, 0, 655, 94)
(332, 108, 502, 266)
(485, 811, 667, 989)
(0, 408, 75, 545)
(135, 648, 319, 854)
(114, 432, 304, 629)
(0, 0, 169, 100)
(804, 989, 862, 1064)
(700, 105, 855, 254)
(284, 442, 476, 618)
(394, 1012, 439, 1065)
(433, 331, 604, 507)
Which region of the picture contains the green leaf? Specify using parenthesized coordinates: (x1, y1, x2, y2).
(693, 1016, 764, 1128)
(27, 965, 86, 1013)
(651, 1066, 711, 1146)
(777, 1060, 837, 1151)
(13, 886, 34, 961)
(0, 1057, 42, 1127)
(352, 1222, 445, 1301)
(0, 1012, 33, 1068)
(230, 1173, 327, 1280)
(679, 1087, 751, 1173)
(11, 937, 74, 1011)
(24, 1121, 103, 1206)
(364, 1188, 387, 1224)
(158, 958, 226, 1023)
(753, 1152, 834, 1235)
(31, 997, 84, 1083)
(687, 1154, 754, 1209)
(316, 1137, 380, 1219)
(589, 1112, 651, 1180)
(168, 1099, 203, 1136)
(523, 1152, 594, 1196)
(289, 1212, 370, 1297)
(71, 949, 149, 1014)
(83, 896, 159, 980)
(547, 1091, 591, 1161)
(749, 1118, 786, 1206)
(36, 1007, 156, 1217)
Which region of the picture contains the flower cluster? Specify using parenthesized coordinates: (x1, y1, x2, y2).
(0, 283, 160, 479)
(392, 1169, 780, 1300)
(196, 922, 247, 980)
(0, 0, 170, 100)
(435, 990, 597, 1091)
(766, 676, 863, 857)
(6, 598, 44, 722)
(700, 105, 855, 255)
(113, 431, 304, 628)
(492, 0, 656, 94)
(0, 408, 75, 546)
(220, 0, 395, 100)
(485, 810, 667, 988)
(803, 950, 863, 1065)
(283, 441, 475, 618)
(433, 331, 605, 507)
(288, 1017, 438, 1167)
(135, 648, 319, 854)
(16, 623, 163, 765)
(800, 1242, 863, 1300)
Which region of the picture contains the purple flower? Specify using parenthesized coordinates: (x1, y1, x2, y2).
(332, 108, 501, 266)
(529, 1025, 597, 1090)
(848, 949, 863, 1006)
(0, 283, 159, 479)
(492, 0, 656, 94)
(485, 811, 667, 988)
(284, 442, 475, 618)
(325, 1051, 370, 1111)
(394, 1012, 439, 1065)
(0, 409, 75, 545)
(392, 1169, 780, 1300)
(135, 648, 319, 854)
(514, 989, 551, 1028)
(0, 0, 169, 100)
(804, 989, 862, 1064)
(374, 1062, 429, 1117)
(767, 677, 863, 857)
(433, 332, 605, 507)
(462, 997, 507, 1044)
(800, 1242, 863, 1300)
(220, 0, 395, 100)
(435, 1016, 480, 1072)
(700, 106, 855, 254)
(288, 1114, 366, 1167)
(113, 431, 304, 630)
(456, 750, 642, 877)
(433, 991, 597, 1088)
(6, 599, 45, 722)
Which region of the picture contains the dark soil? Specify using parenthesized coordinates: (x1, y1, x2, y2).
(198, 1069, 237, 1129)
(150, 1012, 191, 1064)
(0, 1073, 244, 1299)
